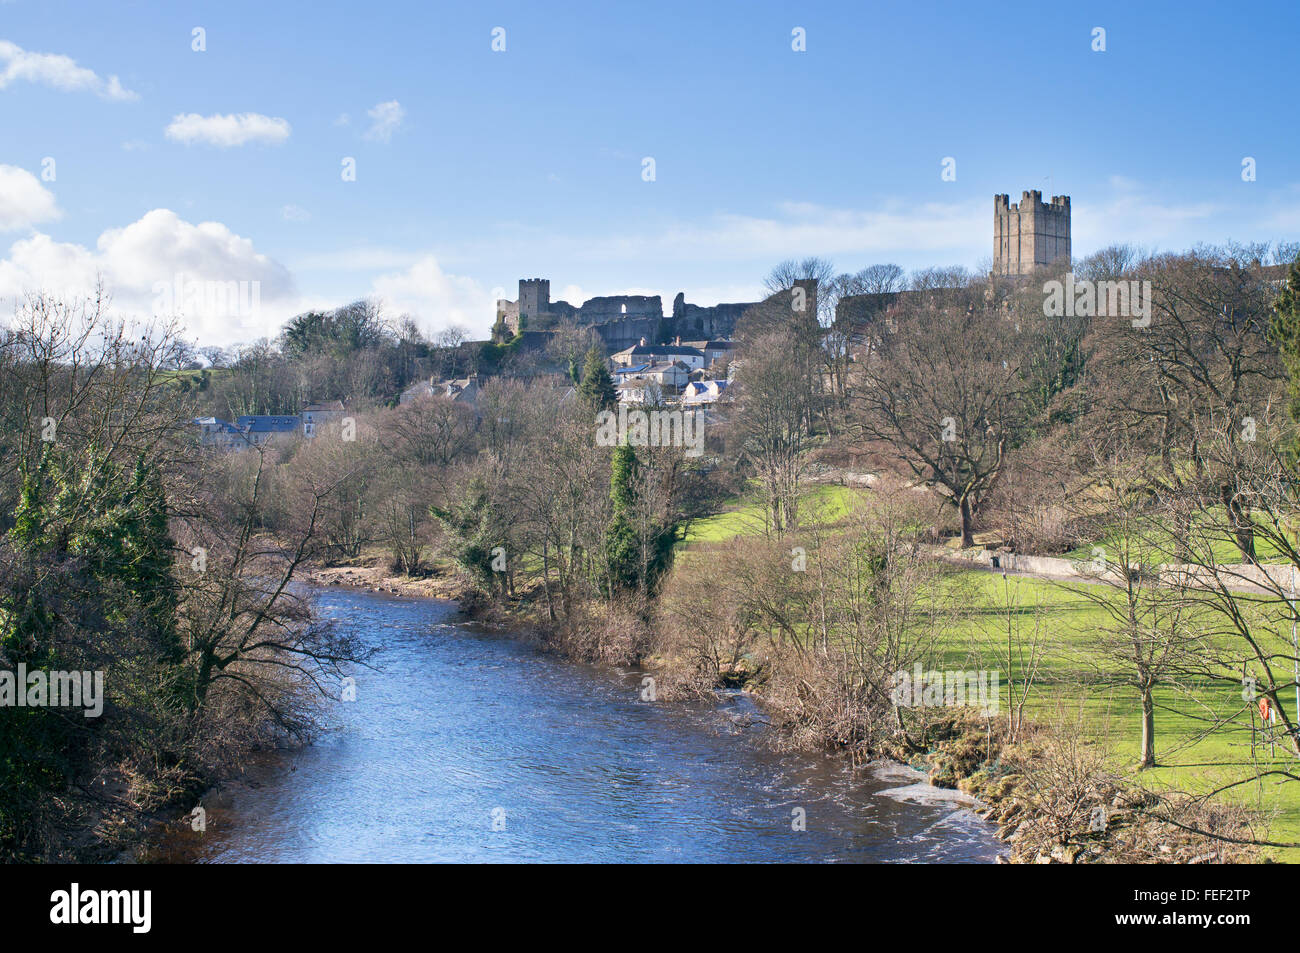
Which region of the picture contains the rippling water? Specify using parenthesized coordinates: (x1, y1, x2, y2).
(170, 588, 1000, 863)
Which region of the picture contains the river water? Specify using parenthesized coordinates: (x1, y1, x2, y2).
(172, 588, 1000, 863)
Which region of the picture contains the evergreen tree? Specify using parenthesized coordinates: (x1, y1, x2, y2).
(604, 444, 642, 593)
(577, 346, 616, 410)
(429, 477, 509, 597)
(603, 444, 676, 596)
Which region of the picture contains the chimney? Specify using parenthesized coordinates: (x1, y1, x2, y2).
(674, 336, 681, 346)
(639, 337, 646, 346)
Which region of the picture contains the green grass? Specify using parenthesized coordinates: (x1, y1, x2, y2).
(1062, 507, 1291, 565)
(676, 480, 1300, 856)
(936, 570, 1300, 859)
(681, 484, 866, 546)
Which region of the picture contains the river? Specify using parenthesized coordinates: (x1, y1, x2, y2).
(170, 587, 1000, 863)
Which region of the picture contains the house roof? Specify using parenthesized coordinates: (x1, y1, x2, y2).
(400, 380, 433, 399)
(193, 416, 241, 432)
(614, 363, 651, 376)
(615, 344, 705, 358)
(683, 379, 730, 399)
(235, 415, 301, 433)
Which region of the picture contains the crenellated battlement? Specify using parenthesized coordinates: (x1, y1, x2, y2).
(993, 188, 1071, 276)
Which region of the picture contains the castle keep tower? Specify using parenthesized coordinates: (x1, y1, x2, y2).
(518, 278, 550, 321)
(993, 191, 1071, 276)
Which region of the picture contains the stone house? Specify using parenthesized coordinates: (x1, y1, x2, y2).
(233, 415, 301, 447)
(399, 375, 481, 406)
(611, 341, 706, 371)
(302, 400, 346, 438)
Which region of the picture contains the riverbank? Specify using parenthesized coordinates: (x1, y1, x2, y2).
(148, 586, 1001, 863)
(299, 552, 1259, 863)
(303, 562, 470, 602)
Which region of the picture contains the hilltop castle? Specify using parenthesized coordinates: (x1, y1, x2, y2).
(495, 280, 761, 351)
(993, 190, 1071, 276)
(495, 188, 1071, 348)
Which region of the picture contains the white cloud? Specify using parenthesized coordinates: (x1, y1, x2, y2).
(370, 255, 492, 336)
(281, 204, 311, 222)
(465, 184, 1300, 280)
(639, 200, 988, 262)
(0, 209, 296, 345)
(0, 211, 498, 344)
(363, 100, 405, 143)
(0, 164, 60, 230)
(555, 284, 586, 305)
(0, 39, 138, 100)
(164, 112, 291, 147)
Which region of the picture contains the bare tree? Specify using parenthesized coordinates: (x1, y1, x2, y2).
(732, 329, 813, 534)
(850, 287, 1034, 547)
(1065, 444, 1208, 769)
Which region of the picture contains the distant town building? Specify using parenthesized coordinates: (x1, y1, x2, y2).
(679, 340, 736, 368)
(399, 375, 481, 406)
(614, 360, 691, 395)
(302, 400, 345, 438)
(681, 379, 731, 406)
(193, 417, 243, 451)
(233, 415, 301, 447)
(616, 380, 663, 406)
(611, 341, 706, 370)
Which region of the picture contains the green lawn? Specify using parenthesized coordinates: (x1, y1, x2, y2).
(676, 485, 1300, 858)
(681, 484, 867, 546)
(936, 570, 1300, 860)
(1062, 507, 1292, 566)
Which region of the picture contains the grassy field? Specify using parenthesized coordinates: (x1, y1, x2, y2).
(677, 482, 1300, 858)
(945, 571, 1300, 858)
(681, 483, 866, 546)
(1062, 507, 1292, 566)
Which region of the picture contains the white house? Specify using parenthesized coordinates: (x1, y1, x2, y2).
(681, 379, 731, 406)
(616, 380, 664, 405)
(615, 360, 690, 395)
(302, 400, 346, 438)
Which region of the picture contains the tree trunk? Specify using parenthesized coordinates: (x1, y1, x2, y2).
(542, 540, 556, 622)
(1138, 685, 1157, 768)
(959, 496, 974, 549)
(1221, 483, 1256, 562)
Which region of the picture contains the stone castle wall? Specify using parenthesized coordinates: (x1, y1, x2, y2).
(496, 282, 762, 347)
(993, 190, 1071, 276)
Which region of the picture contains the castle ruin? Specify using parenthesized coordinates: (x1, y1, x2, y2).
(499, 188, 1071, 348)
(495, 279, 764, 351)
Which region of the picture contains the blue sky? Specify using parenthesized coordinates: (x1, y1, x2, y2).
(1, 0, 1298, 346)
